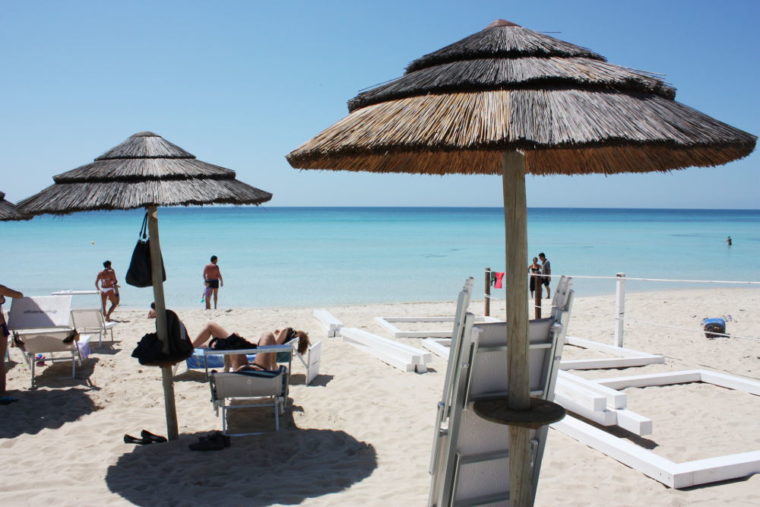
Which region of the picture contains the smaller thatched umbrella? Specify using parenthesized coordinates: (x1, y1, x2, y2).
(18, 131, 272, 439)
(0, 191, 29, 221)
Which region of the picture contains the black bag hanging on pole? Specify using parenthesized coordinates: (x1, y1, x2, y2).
(126, 212, 166, 288)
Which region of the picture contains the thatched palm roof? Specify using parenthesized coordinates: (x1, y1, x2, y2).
(18, 131, 273, 215)
(0, 191, 28, 221)
(287, 20, 755, 175)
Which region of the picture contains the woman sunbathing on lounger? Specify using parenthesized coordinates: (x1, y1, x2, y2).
(192, 322, 309, 371)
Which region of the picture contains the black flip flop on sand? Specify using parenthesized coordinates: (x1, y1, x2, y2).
(140, 429, 168, 443)
(123, 434, 152, 445)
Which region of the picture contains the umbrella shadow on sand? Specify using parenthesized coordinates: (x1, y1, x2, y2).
(0, 387, 97, 438)
(106, 409, 377, 506)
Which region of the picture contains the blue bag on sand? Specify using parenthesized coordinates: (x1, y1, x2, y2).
(702, 318, 726, 339)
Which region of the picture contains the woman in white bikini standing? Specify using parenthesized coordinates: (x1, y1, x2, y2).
(95, 260, 120, 321)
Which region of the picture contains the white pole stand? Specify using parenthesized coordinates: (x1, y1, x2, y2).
(614, 272, 626, 348)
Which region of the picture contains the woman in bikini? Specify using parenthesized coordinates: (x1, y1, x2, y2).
(192, 323, 309, 371)
(95, 260, 120, 321)
(528, 256, 542, 299)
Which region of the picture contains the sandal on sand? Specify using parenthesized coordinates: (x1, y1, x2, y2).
(123, 434, 152, 445)
(140, 429, 168, 443)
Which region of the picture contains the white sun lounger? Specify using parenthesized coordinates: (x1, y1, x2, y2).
(7, 296, 85, 388)
(428, 276, 573, 506)
(70, 308, 117, 347)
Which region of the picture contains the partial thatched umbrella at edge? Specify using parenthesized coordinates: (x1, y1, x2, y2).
(0, 191, 29, 221)
(287, 19, 756, 505)
(18, 131, 273, 439)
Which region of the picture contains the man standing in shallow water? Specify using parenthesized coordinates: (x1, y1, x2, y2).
(203, 255, 223, 310)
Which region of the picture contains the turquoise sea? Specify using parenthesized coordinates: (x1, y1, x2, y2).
(3, 207, 759, 309)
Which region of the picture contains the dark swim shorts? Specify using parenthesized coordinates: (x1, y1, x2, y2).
(1, 323, 9, 338)
(207, 279, 220, 289)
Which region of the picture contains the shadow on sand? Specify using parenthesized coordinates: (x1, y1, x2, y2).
(106, 421, 378, 506)
(0, 387, 98, 438)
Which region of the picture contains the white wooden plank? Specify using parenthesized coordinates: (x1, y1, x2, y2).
(422, 338, 451, 359)
(341, 327, 431, 364)
(560, 356, 665, 370)
(566, 336, 662, 359)
(672, 451, 760, 489)
(699, 370, 760, 395)
(558, 370, 627, 409)
(554, 380, 607, 412)
(595, 371, 702, 390)
(554, 416, 677, 487)
(343, 337, 415, 372)
(374, 317, 404, 337)
(615, 409, 653, 436)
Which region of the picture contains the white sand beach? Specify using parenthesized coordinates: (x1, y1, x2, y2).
(2, 287, 759, 506)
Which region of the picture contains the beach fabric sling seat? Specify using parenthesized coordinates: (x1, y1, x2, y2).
(210, 365, 289, 436)
(428, 276, 574, 506)
(7, 296, 86, 388)
(71, 308, 117, 347)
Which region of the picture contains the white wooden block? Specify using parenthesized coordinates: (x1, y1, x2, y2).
(615, 409, 653, 436)
(312, 309, 343, 337)
(553, 393, 618, 426)
(341, 328, 430, 364)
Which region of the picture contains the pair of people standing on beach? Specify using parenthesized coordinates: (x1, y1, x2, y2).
(203, 255, 223, 310)
(528, 252, 551, 299)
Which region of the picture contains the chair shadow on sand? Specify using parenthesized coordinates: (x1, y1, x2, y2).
(106, 407, 378, 506)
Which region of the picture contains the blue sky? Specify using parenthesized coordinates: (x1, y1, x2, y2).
(1, 0, 757, 209)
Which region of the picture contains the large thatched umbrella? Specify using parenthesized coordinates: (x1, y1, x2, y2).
(287, 20, 756, 504)
(18, 131, 272, 439)
(0, 191, 28, 221)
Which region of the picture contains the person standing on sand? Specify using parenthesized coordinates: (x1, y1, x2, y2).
(0, 283, 24, 398)
(528, 257, 542, 299)
(95, 260, 120, 321)
(538, 252, 551, 299)
(203, 255, 223, 310)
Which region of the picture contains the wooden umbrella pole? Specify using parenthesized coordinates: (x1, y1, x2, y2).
(502, 151, 532, 506)
(146, 205, 179, 441)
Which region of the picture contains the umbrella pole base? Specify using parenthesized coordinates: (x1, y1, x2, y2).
(472, 397, 565, 429)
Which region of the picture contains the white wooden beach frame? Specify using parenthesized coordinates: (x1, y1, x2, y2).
(553, 369, 760, 488)
(375, 315, 500, 339)
(560, 335, 664, 370)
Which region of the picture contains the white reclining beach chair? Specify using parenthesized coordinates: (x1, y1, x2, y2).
(7, 296, 85, 388)
(428, 276, 573, 507)
(210, 364, 290, 436)
(71, 308, 117, 347)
